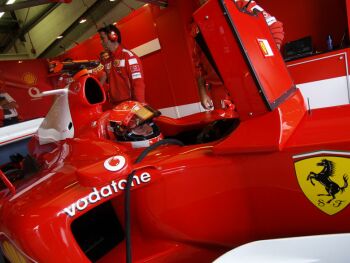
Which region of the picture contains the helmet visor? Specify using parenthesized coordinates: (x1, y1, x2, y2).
(110, 104, 160, 137)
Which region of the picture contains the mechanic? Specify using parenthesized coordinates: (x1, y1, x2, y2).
(98, 25, 146, 109)
(85, 51, 109, 90)
(94, 51, 110, 86)
(193, 0, 284, 110)
(0, 91, 19, 126)
(235, 0, 284, 49)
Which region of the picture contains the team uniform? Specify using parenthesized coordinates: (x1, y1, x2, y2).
(191, 24, 230, 109)
(102, 45, 146, 108)
(235, 0, 284, 47)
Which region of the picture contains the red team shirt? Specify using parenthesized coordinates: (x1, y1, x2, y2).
(235, 0, 284, 46)
(102, 45, 146, 106)
(191, 24, 229, 109)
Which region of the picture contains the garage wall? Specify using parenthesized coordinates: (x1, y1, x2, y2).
(60, 0, 350, 116)
(259, 0, 348, 53)
(62, 0, 201, 117)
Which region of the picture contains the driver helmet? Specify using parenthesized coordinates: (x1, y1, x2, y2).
(107, 101, 163, 149)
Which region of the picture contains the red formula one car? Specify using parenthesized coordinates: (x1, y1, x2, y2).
(0, 0, 350, 262)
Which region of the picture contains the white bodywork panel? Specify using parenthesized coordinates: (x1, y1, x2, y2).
(213, 234, 350, 263)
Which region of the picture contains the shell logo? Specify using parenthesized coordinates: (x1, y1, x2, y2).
(22, 72, 37, 86)
(104, 155, 126, 172)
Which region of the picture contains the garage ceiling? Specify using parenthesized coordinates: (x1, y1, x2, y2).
(0, 0, 166, 60)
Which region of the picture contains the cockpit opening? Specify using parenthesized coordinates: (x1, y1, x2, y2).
(85, 77, 104, 105)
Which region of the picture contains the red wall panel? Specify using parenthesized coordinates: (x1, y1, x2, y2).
(61, 1, 200, 110)
(259, 0, 348, 53)
(60, 0, 350, 111)
(287, 49, 349, 84)
(150, 0, 199, 107)
(348, 0, 350, 38)
(61, 35, 102, 60)
(117, 7, 158, 48)
(0, 59, 53, 121)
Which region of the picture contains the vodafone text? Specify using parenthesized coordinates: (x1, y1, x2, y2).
(64, 172, 151, 217)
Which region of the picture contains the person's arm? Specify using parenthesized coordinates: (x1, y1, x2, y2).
(192, 30, 213, 110)
(197, 76, 213, 110)
(269, 21, 284, 49)
(98, 68, 108, 86)
(237, 0, 285, 49)
(127, 55, 146, 102)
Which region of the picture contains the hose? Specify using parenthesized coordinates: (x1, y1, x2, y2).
(124, 139, 184, 263)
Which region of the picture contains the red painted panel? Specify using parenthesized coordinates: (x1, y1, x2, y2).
(287, 105, 350, 147)
(347, 0, 350, 39)
(117, 7, 158, 48)
(141, 51, 174, 108)
(0, 59, 53, 121)
(118, 5, 175, 108)
(150, 0, 199, 107)
(63, 3, 200, 109)
(60, 0, 350, 112)
(259, 0, 348, 53)
(195, 0, 295, 119)
(287, 49, 349, 84)
(61, 35, 102, 60)
(225, 1, 294, 105)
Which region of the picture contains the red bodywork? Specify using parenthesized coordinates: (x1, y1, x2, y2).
(0, 1, 349, 262)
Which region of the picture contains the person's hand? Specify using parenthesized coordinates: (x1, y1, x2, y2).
(1, 101, 18, 110)
(197, 76, 213, 110)
(200, 92, 213, 110)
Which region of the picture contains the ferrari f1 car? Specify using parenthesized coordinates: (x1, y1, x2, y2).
(0, 0, 350, 262)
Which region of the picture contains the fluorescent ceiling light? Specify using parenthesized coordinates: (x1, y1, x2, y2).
(0, 1, 15, 20)
(79, 18, 87, 24)
(57, 35, 63, 39)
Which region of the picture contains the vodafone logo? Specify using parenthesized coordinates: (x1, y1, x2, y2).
(104, 155, 126, 172)
(63, 172, 152, 217)
(28, 87, 40, 98)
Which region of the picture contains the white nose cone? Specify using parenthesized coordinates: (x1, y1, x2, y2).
(38, 90, 74, 145)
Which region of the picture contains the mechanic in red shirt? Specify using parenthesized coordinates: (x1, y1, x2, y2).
(235, 0, 284, 48)
(86, 51, 109, 90)
(193, 0, 284, 110)
(191, 23, 229, 110)
(95, 51, 109, 84)
(98, 24, 146, 108)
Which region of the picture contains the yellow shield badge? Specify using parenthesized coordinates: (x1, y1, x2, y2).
(294, 151, 350, 215)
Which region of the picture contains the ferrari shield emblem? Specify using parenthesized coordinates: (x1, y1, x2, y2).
(294, 151, 350, 215)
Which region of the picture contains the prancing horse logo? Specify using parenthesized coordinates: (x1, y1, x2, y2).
(294, 152, 350, 215)
(307, 159, 348, 203)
